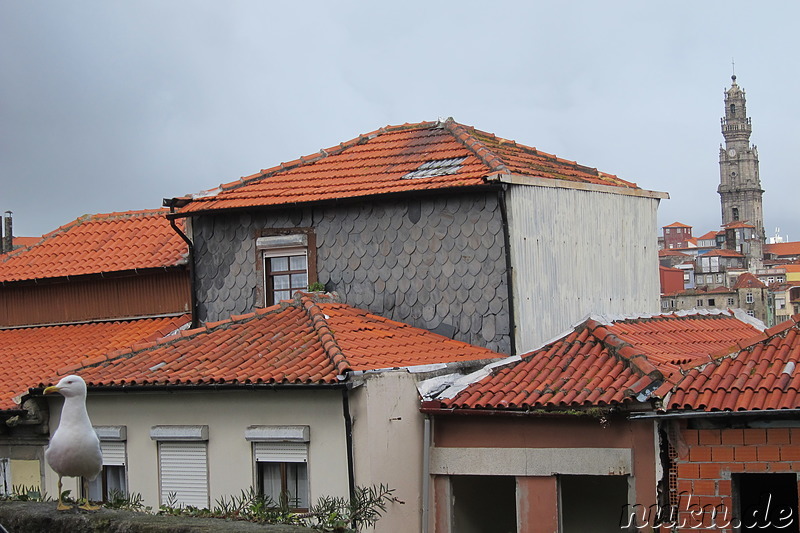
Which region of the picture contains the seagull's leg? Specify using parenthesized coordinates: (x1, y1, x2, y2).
(56, 476, 71, 511)
(78, 477, 101, 511)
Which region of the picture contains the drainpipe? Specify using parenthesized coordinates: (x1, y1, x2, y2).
(421, 416, 432, 533)
(341, 387, 356, 500)
(163, 200, 198, 329)
(497, 186, 516, 355)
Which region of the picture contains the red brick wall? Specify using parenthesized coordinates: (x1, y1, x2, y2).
(669, 425, 800, 532)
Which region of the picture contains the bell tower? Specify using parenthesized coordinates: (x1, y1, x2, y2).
(718, 74, 764, 269)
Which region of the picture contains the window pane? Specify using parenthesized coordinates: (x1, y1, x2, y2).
(106, 465, 127, 499)
(273, 275, 291, 290)
(270, 257, 289, 272)
(289, 255, 307, 271)
(259, 463, 282, 504)
(275, 290, 291, 302)
(287, 463, 309, 509)
(87, 475, 103, 501)
(291, 273, 308, 289)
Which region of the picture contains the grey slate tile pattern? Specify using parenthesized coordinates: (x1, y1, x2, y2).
(193, 193, 511, 353)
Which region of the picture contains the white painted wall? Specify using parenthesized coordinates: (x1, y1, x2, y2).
(45, 389, 349, 510)
(507, 184, 662, 352)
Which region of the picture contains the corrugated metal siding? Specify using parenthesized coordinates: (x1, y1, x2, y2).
(0, 270, 190, 326)
(158, 442, 208, 508)
(507, 186, 660, 353)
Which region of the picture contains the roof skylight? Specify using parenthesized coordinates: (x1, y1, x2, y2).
(403, 157, 467, 179)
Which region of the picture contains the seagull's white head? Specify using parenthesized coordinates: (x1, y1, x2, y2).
(44, 375, 88, 399)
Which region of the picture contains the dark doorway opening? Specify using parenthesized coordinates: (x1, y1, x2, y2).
(559, 475, 629, 533)
(451, 475, 516, 533)
(734, 473, 799, 532)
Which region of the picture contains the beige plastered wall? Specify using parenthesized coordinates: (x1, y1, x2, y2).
(349, 370, 427, 533)
(44, 388, 350, 510)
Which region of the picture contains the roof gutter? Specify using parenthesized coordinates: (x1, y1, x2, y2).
(419, 405, 617, 418)
(164, 198, 198, 329)
(629, 408, 800, 420)
(28, 382, 349, 397)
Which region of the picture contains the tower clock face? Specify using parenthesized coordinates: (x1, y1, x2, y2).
(728, 148, 737, 157)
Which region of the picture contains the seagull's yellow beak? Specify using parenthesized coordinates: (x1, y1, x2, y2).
(43, 386, 60, 395)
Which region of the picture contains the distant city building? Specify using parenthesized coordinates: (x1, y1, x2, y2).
(658, 75, 800, 325)
(718, 75, 765, 269)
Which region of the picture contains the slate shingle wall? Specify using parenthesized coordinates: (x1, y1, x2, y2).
(193, 192, 511, 353)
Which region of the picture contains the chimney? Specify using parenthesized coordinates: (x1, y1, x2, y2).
(3, 211, 12, 253)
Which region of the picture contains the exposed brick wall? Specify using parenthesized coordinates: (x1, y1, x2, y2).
(668, 425, 800, 532)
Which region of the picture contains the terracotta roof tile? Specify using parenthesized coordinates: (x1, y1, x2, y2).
(432, 312, 760, 411)
(701, 248, 744, 258)
(0, 210, 187, 282)
(664, 222, 692, 228)
(765, 242, 800, 257)
(0, 315, 190, 409)
(670, 315, 800, 412)
(176, 119, 640, 214)
(733, 272, 765, 289)
(36, 294, 503, 390)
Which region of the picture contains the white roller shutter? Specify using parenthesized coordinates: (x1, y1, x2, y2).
(101, 441, 126, 467)
(158, 442, 209, 508)
(254, 442, 307, 463)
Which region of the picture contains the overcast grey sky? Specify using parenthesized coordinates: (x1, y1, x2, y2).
(1, 1, 798, 241)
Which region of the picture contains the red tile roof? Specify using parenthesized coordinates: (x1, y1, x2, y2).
(39, 294, 503, 389)
(425, 313, 760, 411)
(765, 242, 800, 257)
(701, 248, 744, 258)
(697, 231, 719, 241)
(176, 119, 640, 214)
(0, 210, 188, 282)
(733, 272, 766, 289)
(664, 222, 692, 228)
(659, 249, 692, 257)
(723, 221, 755, 229)
(669, 315, 800, 411)
(0, 315, 190, 410)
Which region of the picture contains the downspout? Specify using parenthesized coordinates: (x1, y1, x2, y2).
(421, 415, 432, 533)
(164, 202, 198, 329)
(498, 185, 516, 355)
(341, 387, 356, 500)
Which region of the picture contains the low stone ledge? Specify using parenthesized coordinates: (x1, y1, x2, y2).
(0, 501, 313, 533)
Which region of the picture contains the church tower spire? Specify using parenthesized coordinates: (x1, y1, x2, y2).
(718, 74, 765, 269)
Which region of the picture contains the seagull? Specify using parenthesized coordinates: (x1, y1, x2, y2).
(44, 375, 103, 511)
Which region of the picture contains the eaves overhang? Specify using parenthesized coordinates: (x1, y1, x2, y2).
(163, 183, 502, 220)
(487, 173, 669, 200)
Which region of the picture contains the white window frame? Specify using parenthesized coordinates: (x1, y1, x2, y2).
(87, 426, 128, 502)
(256, 233, 315, 307)
(151, 425, 209, 509)
(0, 458, 9, 496)
(746, 292, 754, 304)
(247, 425, 310, 510)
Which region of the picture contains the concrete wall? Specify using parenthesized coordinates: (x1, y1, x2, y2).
(349, 371, 427, 532)
(506, 185, 661, 352)
(44, 389, 349, 510)
(429, 415, 658, 533)
(192, 193, 511, 353)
